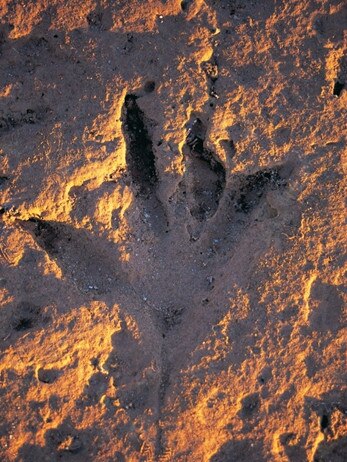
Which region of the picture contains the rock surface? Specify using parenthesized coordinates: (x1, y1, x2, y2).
(0, 0, 346, 460)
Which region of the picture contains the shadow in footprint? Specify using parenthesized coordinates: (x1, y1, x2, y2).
(122, 94, 157, 197)
(19, 218, 122, 294)
(230, 167, 287, 214)
(200, 161, 295, 250)
(184, 117, 226, 225)
(121, 94, 167, 234)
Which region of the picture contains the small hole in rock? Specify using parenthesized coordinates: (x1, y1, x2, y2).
(14, 318, 33, 331)
(181, 0, 189, 11)
(333, 81, 344, 97)
(144, 80, 156, 93)
(0, 176, 9, 187)
(37, 368, 59, 384)
(320, 414, 329, 432)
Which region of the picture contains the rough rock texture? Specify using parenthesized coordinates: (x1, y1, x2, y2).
(0, 0, 346, 461)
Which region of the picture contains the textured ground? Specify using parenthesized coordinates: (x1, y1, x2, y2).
(0, 0, 346, 461)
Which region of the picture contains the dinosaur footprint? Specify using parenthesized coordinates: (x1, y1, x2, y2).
(16, 94, 297, 461)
